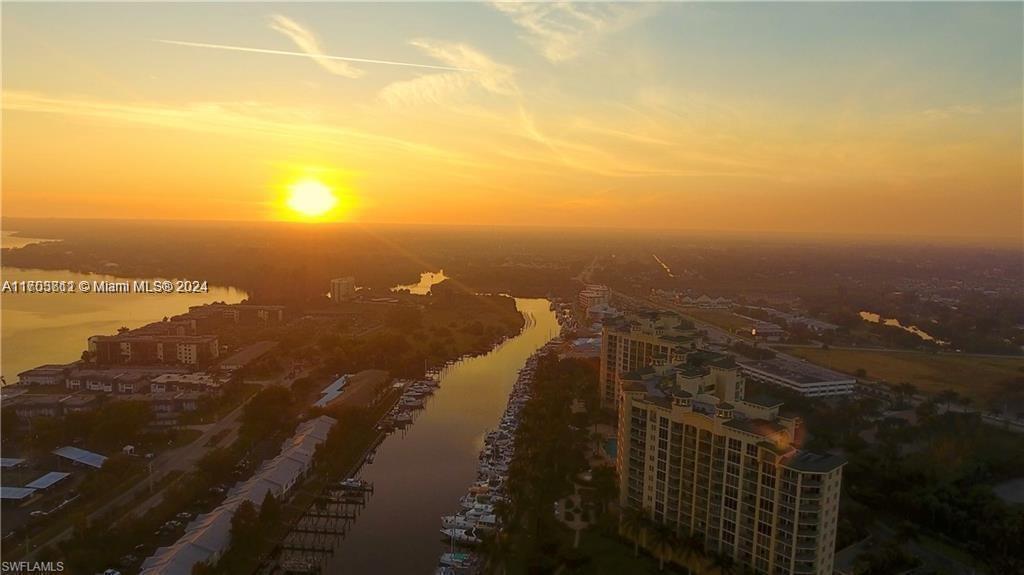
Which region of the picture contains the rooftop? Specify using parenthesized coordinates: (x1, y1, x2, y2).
(739, 357, 856, 385)
(722, 417, 788, 437)
(783, 451, 847, 473)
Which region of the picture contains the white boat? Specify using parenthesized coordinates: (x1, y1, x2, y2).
(441, 514, 477, 530)
(442, 512, 498, 530)
(440, 527, 484, 546)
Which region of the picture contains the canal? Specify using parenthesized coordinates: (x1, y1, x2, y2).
(329, 297, 559, 574)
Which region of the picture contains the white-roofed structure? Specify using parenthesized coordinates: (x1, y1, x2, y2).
(53, 446, 107, 469)
(0, 458, 26, 468)
(25, 471, 71, 490)
(313, 375, 348, 408)
(0, 486, 36, 500)
(140, 415, 336, 575)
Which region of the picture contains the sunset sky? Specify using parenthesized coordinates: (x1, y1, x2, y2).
(2, 2, 1021, 244)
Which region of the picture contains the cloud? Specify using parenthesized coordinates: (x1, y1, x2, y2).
(491, 2, 651, 62)
(921, 104, 984, 120)
(268, 14, 363, 78)
(157, 39, 476, 74)
(379, 40, 517, 106)
(1, 91, 469, 162)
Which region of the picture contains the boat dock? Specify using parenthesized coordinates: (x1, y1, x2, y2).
(258, 480, 374, 574)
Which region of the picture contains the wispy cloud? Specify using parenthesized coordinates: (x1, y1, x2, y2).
(268, 14, 362, 78)
(156, 40, 476, 75)
(921, 104, 984, 120)
(157, 15, 478, 77)
(2, 91, 469, 162)
(491, 2, 652, 62)
(379, 39, 516, 106)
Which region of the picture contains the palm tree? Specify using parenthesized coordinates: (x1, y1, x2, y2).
(678, 532, 706, 572)
(937, 389, 960, 413)
(619, 507, 647, 557)
(590, 467, 618, 515)
(709, 551, 738, 574)
(648, 523, 678, 571)
(480, 530, 512, 575)
(895, 382, 917, 408)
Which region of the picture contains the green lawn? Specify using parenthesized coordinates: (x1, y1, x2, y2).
(784, 348, 1024, 404)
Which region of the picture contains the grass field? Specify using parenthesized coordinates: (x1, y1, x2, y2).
(783, 348, 1024, 404)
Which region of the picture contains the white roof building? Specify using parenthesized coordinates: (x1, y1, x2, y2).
(53, 446, 107, 469)
(140, 415, 336, 575)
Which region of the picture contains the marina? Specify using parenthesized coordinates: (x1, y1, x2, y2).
(325, 298, 560, 574)
(434, 339, 562, 574)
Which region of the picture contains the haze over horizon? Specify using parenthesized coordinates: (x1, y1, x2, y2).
(2, 2, 1022, 245)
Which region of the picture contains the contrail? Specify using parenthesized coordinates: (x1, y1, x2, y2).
(156, 39, 478, 73)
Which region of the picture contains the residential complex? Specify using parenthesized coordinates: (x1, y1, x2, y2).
(599, 311, 700, 409)
(88, 334, 219, 366)
(739, 357, 855, 397)
(612, 324, 845, 575)
(578, 284, 611, 312)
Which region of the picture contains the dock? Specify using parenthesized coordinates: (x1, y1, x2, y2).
(257, 480, 374, 574)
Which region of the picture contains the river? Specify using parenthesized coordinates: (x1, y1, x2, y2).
(1, 231, 246, 383)
(858, 310, 948, 345)
(328, 297, 559, 574)
(391, 270, 448, 295)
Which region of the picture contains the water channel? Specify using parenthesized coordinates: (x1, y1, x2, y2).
(329, 297, 559, 573)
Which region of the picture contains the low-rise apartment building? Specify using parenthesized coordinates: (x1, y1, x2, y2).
(738, 357, 855, 397)
(88, 334, 219, 366)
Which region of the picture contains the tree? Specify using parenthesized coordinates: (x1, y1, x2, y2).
(710, 551, 738, 575)
(589, 467, 618, 515)
(648, 523, 678, 571)
(937, 389, 960, 413)
(619, 507, 647, 557)
(259, 491, 281, 525)
(894, 382, 917, 408)
(678, 532, 706, 571)
(230, 500, 260, 547)
(915, 400, 938, 422)
(1, 407, 20, 438)
(241, 385, 294, 440)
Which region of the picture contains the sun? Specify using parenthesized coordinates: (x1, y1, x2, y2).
(286, 179, 338, 218)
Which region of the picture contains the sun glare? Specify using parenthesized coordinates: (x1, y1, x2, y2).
(286, 179, 338, 218)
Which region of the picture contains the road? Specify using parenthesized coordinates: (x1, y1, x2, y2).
(575, 255, 599, 284)
(613, 289, 741, 346)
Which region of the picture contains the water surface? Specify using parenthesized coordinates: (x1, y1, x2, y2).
(858, 310, 948, 345)
(330, 297, 558, 574)
(391, 270, 448, 295)
(1, 267, 245, 383)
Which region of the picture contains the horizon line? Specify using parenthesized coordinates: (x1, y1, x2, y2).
(2, 215, 1020, 249)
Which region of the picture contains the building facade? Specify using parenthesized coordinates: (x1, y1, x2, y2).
(89, 334, 219, 366)
(330, 277, 356, 302)
(578, 284, 611, 312)
(616, 351, 844, 575)
(599, 311, 699, 409)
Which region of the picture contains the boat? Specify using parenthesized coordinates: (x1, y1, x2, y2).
(440, 527, 483, 546)
(439, 552, 477, 568)
(443, 513, 500, 531)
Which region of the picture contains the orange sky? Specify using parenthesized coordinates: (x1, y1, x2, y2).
(2, 3, 1021, 245)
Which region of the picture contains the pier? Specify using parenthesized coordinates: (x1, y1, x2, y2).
(258, 481, 374, 575)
